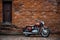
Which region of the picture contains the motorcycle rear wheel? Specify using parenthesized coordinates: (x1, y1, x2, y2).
(24, 34, 30, 37)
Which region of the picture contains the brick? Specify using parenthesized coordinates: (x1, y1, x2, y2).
(0, 0, 60, 32)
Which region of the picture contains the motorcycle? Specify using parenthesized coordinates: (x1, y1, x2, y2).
(23, 21, 50, 37)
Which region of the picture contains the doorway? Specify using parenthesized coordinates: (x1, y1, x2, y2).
(3, 1, 12, 23)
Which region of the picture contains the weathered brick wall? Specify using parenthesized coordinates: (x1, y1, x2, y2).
(0, 0, 60, 32)
(12, 0, 60, 32)
(0, 0, 2, 22)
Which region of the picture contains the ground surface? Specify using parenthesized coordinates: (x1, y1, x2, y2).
(0, 34, 60, 40)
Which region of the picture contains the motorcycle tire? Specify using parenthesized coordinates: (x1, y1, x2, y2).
(41, 27, 50, 37)
(24, 34, 30, 37)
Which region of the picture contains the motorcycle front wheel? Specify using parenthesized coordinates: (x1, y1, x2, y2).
(41, 27, 50, 37)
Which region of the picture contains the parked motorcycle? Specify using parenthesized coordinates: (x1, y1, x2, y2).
(23, 21, 50, 37)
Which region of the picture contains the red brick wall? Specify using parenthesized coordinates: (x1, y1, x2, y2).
(12, 0, 60, 32)
(0, 0, 2, 22)
(0, 0, 60, 32)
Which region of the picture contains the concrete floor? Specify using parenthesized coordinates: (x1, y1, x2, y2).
(0, 34, 60, 40)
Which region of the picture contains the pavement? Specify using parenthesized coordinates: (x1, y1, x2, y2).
(0, 34, 60, 40)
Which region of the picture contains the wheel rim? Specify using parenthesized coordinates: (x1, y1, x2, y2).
(41, 29, 49, 37)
